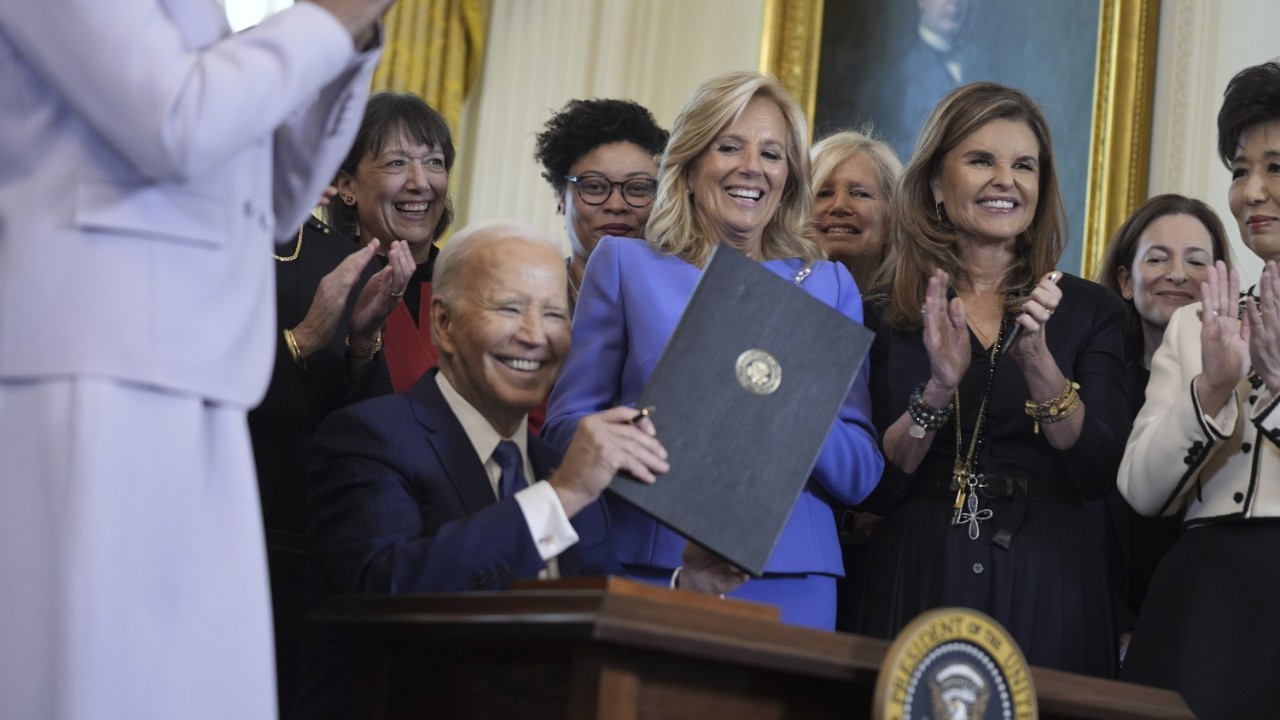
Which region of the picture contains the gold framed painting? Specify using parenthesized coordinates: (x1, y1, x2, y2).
(760, 0, 1159, 278)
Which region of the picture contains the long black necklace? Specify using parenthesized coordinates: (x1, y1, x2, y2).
(951, 317, 1008, 539)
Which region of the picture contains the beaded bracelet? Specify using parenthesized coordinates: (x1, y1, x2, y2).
(1024, 379, 1081, 434)
(345, 331, 383, 359)
(907, 382, 954, 438)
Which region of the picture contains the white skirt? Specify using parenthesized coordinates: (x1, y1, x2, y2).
(0, 377, 275, 720)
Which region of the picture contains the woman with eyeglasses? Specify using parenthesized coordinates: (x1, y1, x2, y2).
(534, 98, 668, 309)
(543, 72, 883, 630)
(329, 92, 456, 393)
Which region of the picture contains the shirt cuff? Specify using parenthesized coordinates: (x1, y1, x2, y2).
(513, 480, 579, 562)
(1194, 377, 1239, 438)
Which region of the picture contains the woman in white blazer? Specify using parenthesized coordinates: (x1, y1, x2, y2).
(1118, 61, 1280, 720)
(0, 2, 390, 719)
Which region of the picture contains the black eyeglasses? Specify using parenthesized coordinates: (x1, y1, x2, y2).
(565, 175, 658, 208)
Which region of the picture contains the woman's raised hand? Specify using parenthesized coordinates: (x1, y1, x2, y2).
(1007, 271, 1063, 363)
(290, 241, 379, 359)
(348, 238, 414, 346)
(1198, 261, 1251, 415)
(922, 269, 970, 397)
(1244, 260, 1280, 395)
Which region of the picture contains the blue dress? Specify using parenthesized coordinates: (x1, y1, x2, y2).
(543, 237, 883, 630)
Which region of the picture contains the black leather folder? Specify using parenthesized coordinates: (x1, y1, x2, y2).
(609, 244, 875, 576)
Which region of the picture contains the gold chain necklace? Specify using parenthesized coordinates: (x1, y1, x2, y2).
(274, 225, 304, 262)
(951, 321, 1004, 539)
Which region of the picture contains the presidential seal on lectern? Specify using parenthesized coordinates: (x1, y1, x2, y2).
(874, 607, 1037, 720)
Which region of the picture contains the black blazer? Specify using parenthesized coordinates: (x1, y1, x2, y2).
(250, 216, 392, 540)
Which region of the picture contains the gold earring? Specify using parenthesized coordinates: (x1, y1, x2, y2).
(935, 203, 944, 223)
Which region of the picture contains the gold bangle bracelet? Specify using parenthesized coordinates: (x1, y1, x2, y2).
(1025, 380, 1081, 434)
(345, 331, 383, 359)
(283, 327, 305, 368)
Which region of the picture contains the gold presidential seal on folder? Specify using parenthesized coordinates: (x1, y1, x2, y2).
(875, 608, 1037, 720)
(735, 349, 781, 395)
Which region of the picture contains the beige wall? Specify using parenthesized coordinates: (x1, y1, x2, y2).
(451, 0, 765, 254)
(458, 0, 1280, 280)
(1147, 0, 1280, 284)
(226, 0, 1280, 283)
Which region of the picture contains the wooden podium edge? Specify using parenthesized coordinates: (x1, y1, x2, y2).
(511, 575, 780, 622)
(313, 577, 1195, 719)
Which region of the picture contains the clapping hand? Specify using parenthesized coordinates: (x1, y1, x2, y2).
(1006, 270, 1063, 362)
(1243, 260, 1280, 395)
(922, 269, 969, 396)
(291, 240, 379, 359)
(348, 238, 413, 348)
(1198, 261, 1251, 415)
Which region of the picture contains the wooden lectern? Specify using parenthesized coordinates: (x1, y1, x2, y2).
(308, 578, 1192, 720)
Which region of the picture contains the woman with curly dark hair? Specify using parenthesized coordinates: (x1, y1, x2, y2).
(534, 98, 668, 306)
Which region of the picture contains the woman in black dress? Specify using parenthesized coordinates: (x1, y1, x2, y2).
(1094, 195, 1232, 635)
(853, 83, 1130, 677)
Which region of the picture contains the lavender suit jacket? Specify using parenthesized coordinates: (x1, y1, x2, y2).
(0, 0, 381, 406)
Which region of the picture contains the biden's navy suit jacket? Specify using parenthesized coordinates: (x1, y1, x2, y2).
(293, 369, 617, 719)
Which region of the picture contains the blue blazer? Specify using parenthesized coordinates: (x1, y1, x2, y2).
(543, 237, 883, 579)
(306, 368, 617, 599)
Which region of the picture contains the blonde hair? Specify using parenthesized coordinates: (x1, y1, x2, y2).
(872, 82, 1067, 331)
(809, 129, 903, 209)
(646, 71, 820, 267)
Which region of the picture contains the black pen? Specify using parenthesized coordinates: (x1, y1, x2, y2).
(1002, 321, 1022, 354)
(630, 406, 656, 424)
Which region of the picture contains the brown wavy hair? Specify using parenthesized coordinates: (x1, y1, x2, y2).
(869, 83, 1067, 331)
